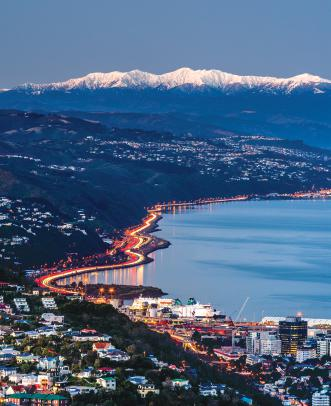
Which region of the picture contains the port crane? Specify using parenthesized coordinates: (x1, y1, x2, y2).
(232, 296, 250, 350)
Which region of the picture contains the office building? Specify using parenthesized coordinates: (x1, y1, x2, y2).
(296, 346, 317, 363)
(279, 316, 307, 355)
(246, 331, 281, 356)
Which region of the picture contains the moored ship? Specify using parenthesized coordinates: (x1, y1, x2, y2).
(129, 296, 224, 319)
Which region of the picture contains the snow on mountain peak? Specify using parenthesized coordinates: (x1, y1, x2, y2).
(18, 68, 331, 93)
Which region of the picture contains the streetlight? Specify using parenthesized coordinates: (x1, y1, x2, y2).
(108, 287, 115, 300)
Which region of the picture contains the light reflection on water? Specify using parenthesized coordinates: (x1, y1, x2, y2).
(58, 200, 331, 320)
(58, 265, 147, 287)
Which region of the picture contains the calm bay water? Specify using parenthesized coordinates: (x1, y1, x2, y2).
(59, 200, 331, 320)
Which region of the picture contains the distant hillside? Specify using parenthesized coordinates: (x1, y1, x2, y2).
(0, 68, 330, 149)
(0, 110, 330, 230)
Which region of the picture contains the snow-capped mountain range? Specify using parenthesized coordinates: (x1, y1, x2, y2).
(18, 67, 331, 93)
(1, 68, 330, 150)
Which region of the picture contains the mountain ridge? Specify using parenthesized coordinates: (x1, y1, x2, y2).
(16, 67, 331, 93)
(1, 68, 330, 150)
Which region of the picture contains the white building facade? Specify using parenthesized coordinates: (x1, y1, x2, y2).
(312, 392, 330, 406)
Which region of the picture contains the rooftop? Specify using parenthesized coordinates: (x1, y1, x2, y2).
(6, 393, 67, 400)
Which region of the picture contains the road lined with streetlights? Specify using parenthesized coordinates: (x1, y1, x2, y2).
(35, 195, 250, 294)
(35, 211, 160, 295)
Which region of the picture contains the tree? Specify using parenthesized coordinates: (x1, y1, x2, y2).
(192, 330, 201, 343)
(94, 357, 101, 370)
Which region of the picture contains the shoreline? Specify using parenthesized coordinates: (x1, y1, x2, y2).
(67, 283, 167, 300)
(35, 211, 169, 294)
(35, 190, 331, 294)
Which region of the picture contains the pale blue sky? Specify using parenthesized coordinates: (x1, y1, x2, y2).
(1, 0, 330, 87)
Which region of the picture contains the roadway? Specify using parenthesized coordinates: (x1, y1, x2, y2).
(35, 211, 159, 294)
(35, 194, 249, 294)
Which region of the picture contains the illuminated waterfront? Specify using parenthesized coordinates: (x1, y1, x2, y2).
(58, 199, 331, 319)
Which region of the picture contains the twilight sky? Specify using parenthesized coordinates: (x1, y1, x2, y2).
(1, 0, 330, 88)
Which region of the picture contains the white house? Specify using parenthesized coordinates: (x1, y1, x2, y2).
(20, 374, 38, 386)
(77, 367, 94, 379)
(38, 356, 63, 370)
(59, 365, 71, 376)
(41, 297, 57, 310)
(137, 384, 160, 398)
(66, 386, 97, 397)
(13, 298, 30, 313)
(97, 377, 116, 391)
(41, 313, 64, 324)
(71, 329, 111, 342)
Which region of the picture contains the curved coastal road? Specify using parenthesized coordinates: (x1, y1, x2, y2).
(35, 212, 159, 294)
(35, 195, 249, 294)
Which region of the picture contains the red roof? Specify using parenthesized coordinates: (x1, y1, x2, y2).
(93, 342, 109, 350)
(8, 385, 26, 393)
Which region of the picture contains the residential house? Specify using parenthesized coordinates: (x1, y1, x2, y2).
(0, 366, 17, 378)
(77, 367, 94, 379)
(38, 356, 63, 371)
(92, 342, 114, 352)
(16, 353, 40, 364)
(65, 386, 97, 397)
(6, 393, 68, 406)
(171, 379, 191, 390)
(199, 383, 218, 397)
(103, 349, 130, 362)
(71, 329, 111, 342)
(0, 353, 16, 362)
(137, 384, 160, 398)
(41, 313, 64, 325)
(41, 297, 58, 310)
(13, 298, 30, 313)
(97, 377, 116, 391)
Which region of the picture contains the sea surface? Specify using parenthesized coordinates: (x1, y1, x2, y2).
(59, 200, 331, 320)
